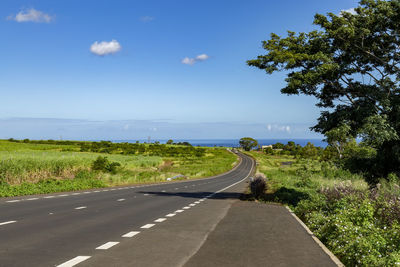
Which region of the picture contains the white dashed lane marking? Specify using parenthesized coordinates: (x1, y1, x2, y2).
(189, 204, 196, 207)
(194, 201, 200, 204)
(0, 221, 16, 226)
(44, 196, 55, 198)
(6, 200, 20, 203)
(117, 199, 125, 202)
(183, 206, 190, 209)
(175, 209, 184, 213)
(74, 206, 87, 210)
(26, 198, 38, 201)
(165, 213, 176, 217)
(154, 218, 167, 222)
(122, 231, 140, 238)
(56, 256, 91, 267)
(140, 224, 155, 229)
(96, 242, 119, 250)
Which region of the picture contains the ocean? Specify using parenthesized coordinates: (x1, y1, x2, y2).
(112, 139, 327, 148)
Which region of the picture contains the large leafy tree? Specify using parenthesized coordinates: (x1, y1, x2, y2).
(248, 0, 400, 177)
(239, 137, 258, 151)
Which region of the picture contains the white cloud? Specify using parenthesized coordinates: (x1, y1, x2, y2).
(181, 57, 196, 65)
(196, 54, 209, 61)
(140, 16, 155, 22)
(340, 8, 356, 15)
(266, 124, 291, 133)
(90, 40, 122, 56)
(181, 54, 210, 65)
(8, 8, 53, 23)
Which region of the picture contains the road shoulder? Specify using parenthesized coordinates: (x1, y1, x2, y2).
(184, 200, 339, 267)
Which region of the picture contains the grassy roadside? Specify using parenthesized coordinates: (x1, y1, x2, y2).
(246, 151, 400, 266)
(0, 140, 237, 197)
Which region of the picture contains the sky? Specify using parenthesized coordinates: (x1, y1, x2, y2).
(0, 0, 359, 140)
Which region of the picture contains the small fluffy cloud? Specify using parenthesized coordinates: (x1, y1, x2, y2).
(181, 54, 210, 65)
(340, 8, 356, 15)
(266, 124, 291, 133)
(140, 16, 155, 22)
(8, 8, 53, 23)
(90, 40, 122, 56)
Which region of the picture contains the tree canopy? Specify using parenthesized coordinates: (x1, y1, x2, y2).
(239, 137, 258, 151)
(248, 0, 400, 177)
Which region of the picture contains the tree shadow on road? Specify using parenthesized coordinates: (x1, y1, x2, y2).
(138, 191, 244, 200)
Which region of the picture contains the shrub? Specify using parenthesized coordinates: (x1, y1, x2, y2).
(92, 156, 121, 174)
(250, 173, 267, 199)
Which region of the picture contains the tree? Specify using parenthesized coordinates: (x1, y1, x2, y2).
(166, 139, 174, 145)
(239, 137, 258, 151)
(324, 124, 353, 159)
(247, 0, 400, 177)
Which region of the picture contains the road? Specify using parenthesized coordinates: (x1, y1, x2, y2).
(0, 152, 254, 267)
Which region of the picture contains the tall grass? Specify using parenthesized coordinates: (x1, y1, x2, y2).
(0, 150, 162, 185)
(0, 141, 237, 196)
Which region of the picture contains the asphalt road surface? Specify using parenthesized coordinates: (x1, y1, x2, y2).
(0, 152, 254, 267)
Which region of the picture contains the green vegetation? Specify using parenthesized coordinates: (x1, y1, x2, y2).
(0, 140, 237, 197)
(247, 142, 400, 266)
(248, 0, 400, 180)
(239, 137, 258, 151)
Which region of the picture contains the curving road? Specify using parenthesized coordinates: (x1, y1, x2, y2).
(0, 152, 254, 267)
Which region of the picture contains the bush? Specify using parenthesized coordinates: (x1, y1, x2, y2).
(250, 173, 267, 199)
(92, 156, 121, 174)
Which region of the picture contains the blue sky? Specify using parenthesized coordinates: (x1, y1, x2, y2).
(1, 0, 359, 140)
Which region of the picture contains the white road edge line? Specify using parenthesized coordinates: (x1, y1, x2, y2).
(213, 157, 254, 195)
(26, 198, 38, 201)
(141, 224, 155, 229)
(6, 200, 20, 203)
(75, 206, 87, 210)
(56, 256, 91, 267)
(154, 218, 167, 222)
(122, 231, 140, 238)
(96, 241, 119, 250)
(44, 196, 55, 198)
(0, 220, 16, 226)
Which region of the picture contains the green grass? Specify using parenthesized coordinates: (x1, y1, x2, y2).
(0, 141, 237, 197)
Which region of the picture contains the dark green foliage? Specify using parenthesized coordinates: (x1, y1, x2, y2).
(80, 141, 203, 157)
(239, 137, 258, 151)
(92, 156, 121, 174)
(248, 0, 400, 179)
(250, 173, 267, 198)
